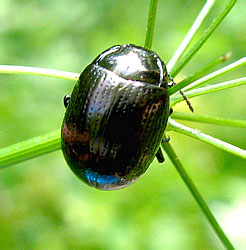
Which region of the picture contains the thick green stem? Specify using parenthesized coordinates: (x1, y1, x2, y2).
(161, 135, 234, 249)
(0, 130, 61, 168)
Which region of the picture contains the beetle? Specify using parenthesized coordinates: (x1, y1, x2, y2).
(61, 44, 171, 190)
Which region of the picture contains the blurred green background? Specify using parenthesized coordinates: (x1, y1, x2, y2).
(1, 0, 245, 249)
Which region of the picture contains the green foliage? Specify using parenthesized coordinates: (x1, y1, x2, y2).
(0, 0, 245, 249)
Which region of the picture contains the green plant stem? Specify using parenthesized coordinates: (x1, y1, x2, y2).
(161, 135, 234, 249)
(171, 77, 246, 106)
(169, 52, 232, 96)
(170, 0, 237, 77)
(183, 57, 246, 92)
(0, 65, 79, 81)
(171, 111, 246, 128)
(1, 78, 245, 167)
(0, 1, 240, 247)
(2, 113, 245, 169)
(144, 0, 158, 49)
(167, 0, 215, 72)
(167, 118, 246, 159)
(0, 130, 61, 168)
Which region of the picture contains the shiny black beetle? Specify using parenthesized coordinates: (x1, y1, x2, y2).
(61, 44, 170, 190)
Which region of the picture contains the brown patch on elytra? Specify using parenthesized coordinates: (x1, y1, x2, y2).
(133, 99, 163, 143)
(62, 123, 90, 161)
(62, 123, 90, 144)
(141, 100, 162, 123)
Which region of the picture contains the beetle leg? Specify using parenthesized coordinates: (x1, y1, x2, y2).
(63, 95, 71, 108)
(156, 147, 165, 163)
(167, 74, 175, 87)
(161, 137, 170, 143)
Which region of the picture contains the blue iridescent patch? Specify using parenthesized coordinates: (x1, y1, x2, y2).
(85, 170, 120, 186)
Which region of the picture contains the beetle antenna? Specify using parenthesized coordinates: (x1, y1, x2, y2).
(179, 89, 194, 112)
(168, 74, 194, 112)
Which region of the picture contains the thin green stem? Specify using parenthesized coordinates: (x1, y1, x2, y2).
(168, 52, 232, 96)
(1, 76, 245, 168)
(183, 57, 246, 92)
(0, 1, 240, 247)
(167, 0, 215, 72)
(0, 65, 79, 81)
(144, 0, 158, 49)
(167, 118, 246, 159)
(171, 77, 246, 106)
(161, 134, 234, 249)
(0, 130, 61, 168)
(171, 111, 246, 128)
(170, 0, 237, 77)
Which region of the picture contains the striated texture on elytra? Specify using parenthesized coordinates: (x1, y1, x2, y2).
(61, 44, 170, 190)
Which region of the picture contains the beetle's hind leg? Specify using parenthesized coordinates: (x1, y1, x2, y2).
(155, 137, 171, 163)
(170, 107, 173, 116)
(156, 147, 165, 163)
